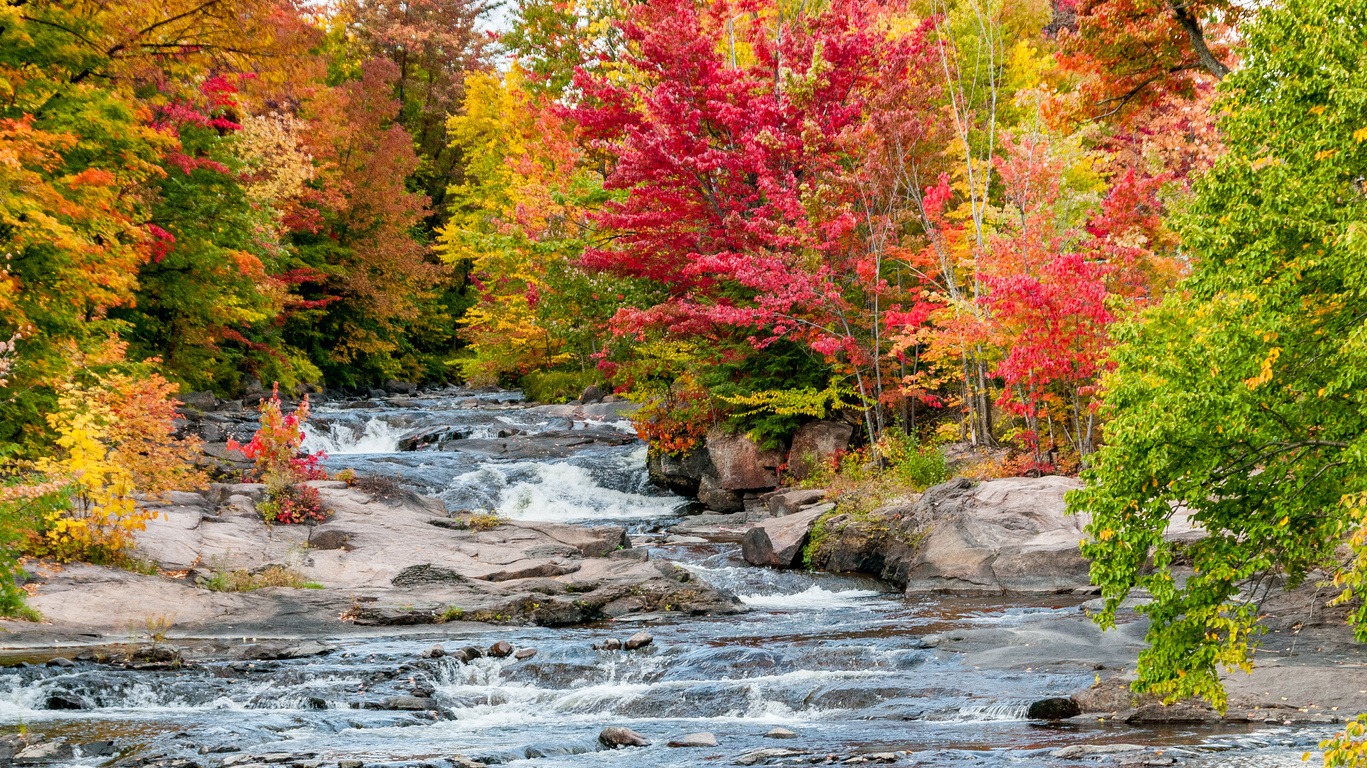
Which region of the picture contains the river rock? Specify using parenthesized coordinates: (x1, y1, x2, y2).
(741, 504, 831, 568)
(737, 747, 809, 765)
(624, 631, 654, 650)
(237, 641, 334, 661)
(44, 657, 74, 668)
(697, 473, 744, 512)
(1050, 744, 1146, 759)
(706, 428, 785, 491)
(488, 640, 514, 658)
(593, 638, 623, 651)
(377, 695, 437, 711)
(786, 420, 853, 480)
(15, 741, 74, 763)
(420, 645, 446, 659)
(513, 647, 537, 660)
(668, 732, 718, 747)
(44, 693, 89, 710)
(647, 448, 713, 497)
(339, 760, 364, 768)
(767, 488, 826, 516)
(599, 726, 651, 748)
(1125, 702, 1219, 724)
(1027, 697, 1080, 720)
(765, 727, 798, 738)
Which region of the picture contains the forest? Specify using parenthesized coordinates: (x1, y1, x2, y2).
(5, 0, 1367, 762)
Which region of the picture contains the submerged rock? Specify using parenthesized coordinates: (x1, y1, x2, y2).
(624, 631, 654, 650)
(668, 732, 717, 748)
(765, 727, 798, 739)
(593, 638, 623, 651)
(598, 726, 650, 748)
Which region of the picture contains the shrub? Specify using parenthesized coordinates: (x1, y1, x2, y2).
(30, 372, 204, 563)
(520, 369, 601, 404)
(435, 605, 465, 623)
(199, 564, 319, 592)
(230, 385, 329, 525)
(466, 512, 502, 532)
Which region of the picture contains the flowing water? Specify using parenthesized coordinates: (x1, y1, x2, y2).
(0, 395, 1334, 766)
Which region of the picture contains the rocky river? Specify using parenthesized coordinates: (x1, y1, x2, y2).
(0, 392, 1353, 767)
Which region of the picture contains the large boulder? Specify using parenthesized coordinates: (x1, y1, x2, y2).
(706, 428, 784, 491)
(647, 447, 713, 497)
(697, 474, 744, 512)
(808, 476, 1202, 594)
(741, 504, 831, 568)
(786, 420, 853, 480)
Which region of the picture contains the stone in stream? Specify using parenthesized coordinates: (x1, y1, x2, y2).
(593, 638, 622, 651)
(43, 693, 89, 710)
(450, 757, 487, 768)
(624, 631, 653, 650)
(1027, 696, 1081, 720)
(338, 761, 364, 768)
(765, 727, 798, 739)
(741, 504, 831, 568)
(1050, 744, 1146, 759)
(420, 644, 446, 659)
(460, 645, 484, 660)
(668, 732, 718, 748)
(44, 657, 74, 668)
(488, 640, 514, 658)
(736, 747, 810, 765)
(15, 740, 74, 763)
(598, 726, 651, 748)
(377, 695, 438, 711)
(513, 648, 537, 660)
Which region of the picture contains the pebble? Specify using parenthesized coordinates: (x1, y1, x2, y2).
(625, 631, 654, 650)
(667, 732, 718, 748)
(513, 648, 537, 660)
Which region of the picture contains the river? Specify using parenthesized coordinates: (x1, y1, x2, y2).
(0, 393, 1333, 766)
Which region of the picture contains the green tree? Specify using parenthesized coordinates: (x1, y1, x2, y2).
(1071, 0, 1367, 713)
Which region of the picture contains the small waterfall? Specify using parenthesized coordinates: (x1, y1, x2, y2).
(951, 701, 1032, 721)
(303, 417, 405, 454)
(736, 586, 884, 610)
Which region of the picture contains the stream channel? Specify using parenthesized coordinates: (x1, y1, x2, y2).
(0, 393, 1331, 766)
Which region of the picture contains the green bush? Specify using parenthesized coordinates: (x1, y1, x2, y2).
(520, 369, 602, 404)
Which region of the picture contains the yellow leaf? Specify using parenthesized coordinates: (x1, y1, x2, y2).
(1354, 127, 1367, 143)
(1316, 149, 1338, 161)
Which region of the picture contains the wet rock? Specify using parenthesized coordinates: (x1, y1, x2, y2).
(488, 640, 514, 658)
(44, 657, 74, 668)
(513, 648, 537, 660)
(15, 741, 74, 763)
(706, 428, 785, 491)
(598, 726, 651, 748)
(460, 646, 484, 660)
(78, 741, 117, 757)
(44, 693, 89, 710)
(767, 488, 826, 516)
(125, 644, 183, 669)
(765, 727, 798, 739)
(1050, 744, 1146, 759)
(420, 645, 446, 659)
(1028, 697, 1081, 720)
(668, 732, 718, 748)
(237, 641, 334, 661)
(741, 504, 830, 568)
(338, 761, 364, 768)
(593, 638, 623, 651)
(624, 631, 654, 650)
(450, 758, 487, 768)
(786, 420, 853, 481)
(736, 747, 810, 765)
(377, 695, 438, 711)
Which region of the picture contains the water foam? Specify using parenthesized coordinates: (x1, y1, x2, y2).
(303, 418, 405, 454)
(737, 586, 885, 610)
(491, 461, 682, 521)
